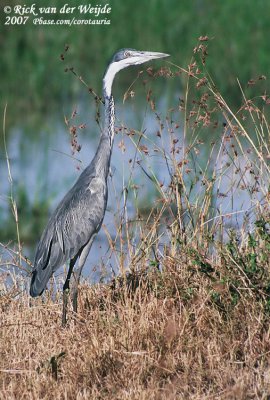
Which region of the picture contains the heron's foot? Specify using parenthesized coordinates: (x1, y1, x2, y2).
(62, 288, 70, 327)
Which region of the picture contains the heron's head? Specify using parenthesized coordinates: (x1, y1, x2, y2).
(103, 48, 170, 97)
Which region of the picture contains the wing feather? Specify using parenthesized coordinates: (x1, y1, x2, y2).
(30, 173, 107, 297)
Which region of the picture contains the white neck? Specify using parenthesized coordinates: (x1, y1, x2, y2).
(102, 62, 118, 98)
(102, 59, 131, 98)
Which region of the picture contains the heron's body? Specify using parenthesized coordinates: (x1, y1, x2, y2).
(30, 96, 115, 297)
(30, 49, 169, 323)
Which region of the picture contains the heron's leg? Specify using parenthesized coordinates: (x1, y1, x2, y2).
(72, 234, 96, 313)
(62, 256, 77, 327)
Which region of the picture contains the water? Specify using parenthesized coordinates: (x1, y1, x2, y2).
(0, 94, 174, 288)
(1, 91, 265, 291)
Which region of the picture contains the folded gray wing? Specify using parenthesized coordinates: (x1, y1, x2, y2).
(30, 175, 107, 297)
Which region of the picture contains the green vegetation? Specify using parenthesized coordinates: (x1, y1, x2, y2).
(1, 37, 270, 397)
(1, 0, 270, 118)
(2, 0, 270, 246)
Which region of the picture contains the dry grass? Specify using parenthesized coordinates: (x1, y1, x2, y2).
(2, 259, 270, 400)
(2, 38, 270, 399)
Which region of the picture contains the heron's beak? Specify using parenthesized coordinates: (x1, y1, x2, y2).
(139, 51, 170, 60)
(136, 51, 170, 63)
(129, 51, 170, 65)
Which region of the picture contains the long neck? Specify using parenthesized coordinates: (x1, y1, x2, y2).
(90, 66, 117, 178)
(103, 95, 115, 146)
(91, 95, 115, 178)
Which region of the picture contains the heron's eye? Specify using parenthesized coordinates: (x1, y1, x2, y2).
(124, 51, 131, 58)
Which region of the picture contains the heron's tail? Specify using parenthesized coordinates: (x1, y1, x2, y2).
(30, 268, 51, 297)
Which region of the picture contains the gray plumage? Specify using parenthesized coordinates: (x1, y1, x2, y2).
(30, 97, 114, 297)
(30, 49, 169, 311)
